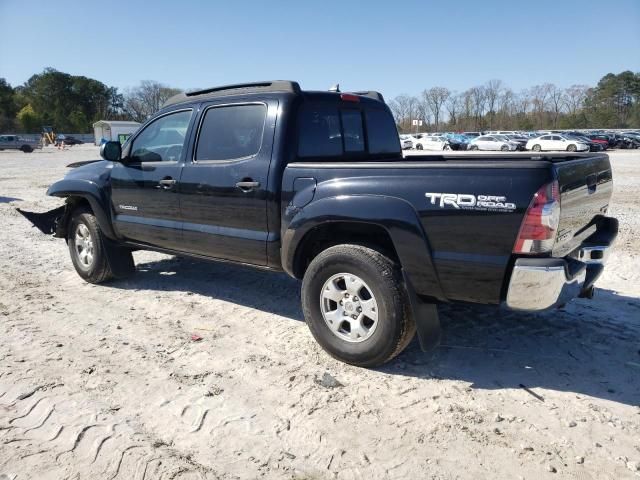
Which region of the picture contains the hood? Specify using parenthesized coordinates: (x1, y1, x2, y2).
(63, 159, 113, 180)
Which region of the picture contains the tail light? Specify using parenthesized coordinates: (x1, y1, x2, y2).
(513, 180, 560, 254)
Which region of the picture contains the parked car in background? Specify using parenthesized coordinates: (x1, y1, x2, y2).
(398, 134, 413, 150)
(497, 134, 528, 151)
(0, 134, 41, 153)
(526, 134, 589, 152)
(462, 131, 482, 138)
(567, 134, 604, 152)
(55, 134, 84, 146)
(616, 133, 640, 149)
(413, 135, 450, 150)
(468, 135, 518, 151)
(442, 133, 469, 150)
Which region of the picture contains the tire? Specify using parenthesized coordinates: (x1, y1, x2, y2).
(567, 144, 577, 152)
(301, 244, 416, 367)
(68, 208, 131, 284)
(21, 145, 33, 153)
(532, 144, 541, 152)
(469, 145, 478, 151)
(500, 144, 509, 152)
(416, 144, 423, 150)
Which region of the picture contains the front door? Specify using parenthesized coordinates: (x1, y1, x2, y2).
(178, 101, 276, 265)
(110, 108, 194, 250)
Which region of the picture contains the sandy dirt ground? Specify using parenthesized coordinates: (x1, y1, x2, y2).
(0, 145, 639, 480)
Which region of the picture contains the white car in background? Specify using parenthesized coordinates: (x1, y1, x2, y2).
(413, 135, 450, 151)
(467, 135, 518, 151)
(399, 134, 413, 150)
(526, 134, 590, 152)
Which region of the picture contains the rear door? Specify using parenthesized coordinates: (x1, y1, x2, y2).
(110, 108, 194, 250)
(178, 100, 276, 265)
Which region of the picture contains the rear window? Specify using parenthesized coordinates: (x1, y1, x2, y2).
(196, 104, 266, 161)
(298, 103, 400, 158)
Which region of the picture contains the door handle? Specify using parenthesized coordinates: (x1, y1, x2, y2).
(156, 178, 177, 190)
(235, 180, 260, 192)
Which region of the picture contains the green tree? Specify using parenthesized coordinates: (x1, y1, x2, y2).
(0, 78, 17, 132)
(16, 104, 40, 132)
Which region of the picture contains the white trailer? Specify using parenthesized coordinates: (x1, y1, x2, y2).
(93, 120, 141, 145)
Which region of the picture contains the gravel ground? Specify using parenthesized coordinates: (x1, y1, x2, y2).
(1, 146, 639, 480)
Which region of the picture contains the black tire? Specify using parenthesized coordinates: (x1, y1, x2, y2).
(302, 245, 416, 367)
(532, 144, 541, 152)
(567, 144, 577, 152)
(68, 208, 132, 283)
(469, 145, 478, 151)
(500, 144, 509, 151)
(416, 144, 423, 150)
(21, 145, 33, 153)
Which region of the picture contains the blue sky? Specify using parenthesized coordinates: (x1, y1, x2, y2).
(1, 0, 639, 99)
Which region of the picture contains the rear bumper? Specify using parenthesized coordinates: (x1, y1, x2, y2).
(505, 217, 617, 311)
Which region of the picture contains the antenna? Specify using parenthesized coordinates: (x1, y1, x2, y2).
(329, 83, 340, 93)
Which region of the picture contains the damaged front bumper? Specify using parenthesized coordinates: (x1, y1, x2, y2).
(17, 206, 67, 237)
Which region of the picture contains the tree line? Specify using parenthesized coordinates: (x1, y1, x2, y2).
(0, 68, 638, 134)
(0, 68, 181, 133)
(389, 71, 640, 133)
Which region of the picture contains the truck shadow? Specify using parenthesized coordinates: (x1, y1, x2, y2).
(387, 289, 640, 407)
(118, 256, 640, 407)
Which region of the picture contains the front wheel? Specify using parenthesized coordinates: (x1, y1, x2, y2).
(302, 245, 416, 367)
(68, 208, 133, 283)
(469, 145, 478, 151)
(532, 144, 542, 152)
(567, 144, 577, 152)
(415, 144, 423, 150)
(500, 144, 509, 152)
(21, 145, 33, 153)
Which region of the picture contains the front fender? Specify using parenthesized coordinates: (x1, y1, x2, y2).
(47, 178, 117, 240)
(282, 195, 446, 301)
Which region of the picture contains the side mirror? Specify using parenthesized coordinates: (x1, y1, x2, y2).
(100, 141, 122, 162)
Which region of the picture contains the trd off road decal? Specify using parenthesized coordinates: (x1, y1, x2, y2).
(425, 193, 516, 212)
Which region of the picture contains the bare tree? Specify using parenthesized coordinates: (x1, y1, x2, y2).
(564, 84, 589, 116)
(549, 84, 565, 128)
(470, 86, 487, 129)
(123, 80, 182, 122)
(530, 83, 553, 128)
(422, 87, 450, 131)
(445, 93, 462, 129)
(484, 79, 503, 129)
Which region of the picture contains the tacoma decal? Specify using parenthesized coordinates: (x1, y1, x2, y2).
(425, 193, 516, 212)
(118, 204, 138, 211)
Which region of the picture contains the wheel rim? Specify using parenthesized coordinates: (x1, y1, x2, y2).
(320, 273, 379, 343)
(74, 223, 94, 268)
(533, 145, 541, 151)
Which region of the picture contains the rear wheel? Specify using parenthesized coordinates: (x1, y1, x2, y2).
(20, 145, 33, 153)
(567, 144, 577, 152)
(415, 144, 423, 150)
(469, 145, 478, 151)
(302, 245, 415, 367)
(500, 144, 509, 151)
(532, 144, 542, 152)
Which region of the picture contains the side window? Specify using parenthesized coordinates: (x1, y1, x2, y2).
(298, 105, 342, 157)
(195, 104, 266, 161)
(541, 135, 551, 140)
(366, 108, 400, 155)
(130, 110, 192, 162)
(341, 110, 364, 152)
(552, 136, 562, 141)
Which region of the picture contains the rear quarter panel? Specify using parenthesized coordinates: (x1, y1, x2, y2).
(283, 160, 552, 304)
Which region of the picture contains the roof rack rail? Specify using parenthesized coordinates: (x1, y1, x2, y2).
(163, 80, 301, 108)
(351, 91, 385, 103)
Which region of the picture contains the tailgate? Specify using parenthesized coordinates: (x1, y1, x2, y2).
(553, 154, 613, 257)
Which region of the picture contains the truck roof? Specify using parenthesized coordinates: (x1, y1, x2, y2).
(163, 80, 385, 108)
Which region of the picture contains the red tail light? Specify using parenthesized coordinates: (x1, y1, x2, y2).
(340, 93, 360, 102)
(513, 180, 560, 254)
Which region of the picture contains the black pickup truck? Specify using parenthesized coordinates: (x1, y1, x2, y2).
(38, 80, 617, 367)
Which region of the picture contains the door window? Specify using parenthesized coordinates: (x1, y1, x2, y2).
(195, 104, 267, 161)
(130, 110, 192, 162)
